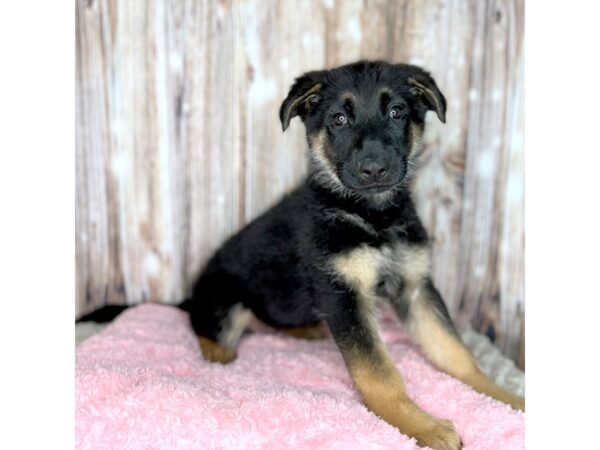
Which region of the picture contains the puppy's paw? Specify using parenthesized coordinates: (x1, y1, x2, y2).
(415, 418, 462, 450)
(281, 323, 329, 340)
(511, 395, 525, 412)
(198, 337, 237, 364)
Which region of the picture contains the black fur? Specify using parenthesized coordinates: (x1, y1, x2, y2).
(278, 62, 445, 202)
(180, 61, 453, 352)
(79, 60, 453, 353)
(76, 305, 129, 323)
(77, 61, 524, 445)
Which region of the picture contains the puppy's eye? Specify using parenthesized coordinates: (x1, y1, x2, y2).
(334, 113, 348, 126)
(389, 106, 406, 119)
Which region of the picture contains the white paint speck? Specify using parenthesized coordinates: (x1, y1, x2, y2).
(323, 0, 334, 9)
(302, 33, 313, 48)
(477, 152, 495, 178)
(409, 57, 424, 66)
(248, 76, 277, 106)
(279, 57, 289, 71)
(169, 53, 183, 72)
(506, 177, 523, 203)
(244, 18, 278, 106)
(111, 117, 126, 135)
(512, 132, 524, 145)
(492, 89, 503, 102)
(215, 1, 226, 21)
(474, 266, 485, 279)
(145, 253, 160, 276)
(468, 89, 479, 102)
(111, 152, 129, 178)
(346, 16, 362, 43)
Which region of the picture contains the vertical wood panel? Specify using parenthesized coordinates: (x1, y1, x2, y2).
(76, 0, 524, 364)
(456, 0, 524, 362)
(496, 0, 524, 363)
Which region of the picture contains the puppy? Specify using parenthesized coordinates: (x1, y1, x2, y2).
(179, 60, 524, 450)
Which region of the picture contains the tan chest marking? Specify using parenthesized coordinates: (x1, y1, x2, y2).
(332, 245, 382, 335)
(333, 245, 384, 299)
(332, 242, 431, 301)
(393, 244, 430, 288)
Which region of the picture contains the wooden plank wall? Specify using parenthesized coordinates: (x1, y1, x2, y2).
(76, 0, 524, 365)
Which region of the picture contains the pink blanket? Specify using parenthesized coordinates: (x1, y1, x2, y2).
(75, 304, 524, 449)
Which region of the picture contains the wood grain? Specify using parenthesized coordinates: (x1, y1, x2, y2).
(76, 0, 524, 365)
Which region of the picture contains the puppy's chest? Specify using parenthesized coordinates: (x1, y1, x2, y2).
(331, 241, 430, 300)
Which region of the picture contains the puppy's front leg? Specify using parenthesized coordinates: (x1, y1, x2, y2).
(399, 279, 524, 411)
(325, 290, 462, 450)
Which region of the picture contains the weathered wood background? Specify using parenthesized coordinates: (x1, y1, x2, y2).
(76, 0, 524, 366)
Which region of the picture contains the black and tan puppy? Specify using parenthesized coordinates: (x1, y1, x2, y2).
(178, 60, 523, 450)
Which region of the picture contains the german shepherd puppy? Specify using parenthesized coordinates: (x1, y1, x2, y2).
(179, 61, 523, 449)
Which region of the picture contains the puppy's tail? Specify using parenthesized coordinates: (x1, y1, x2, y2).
(75, 305, 131, 323)
(76, 300, 192, 323)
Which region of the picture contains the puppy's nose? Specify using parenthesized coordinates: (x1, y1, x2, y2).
(358, 157, 388, 184)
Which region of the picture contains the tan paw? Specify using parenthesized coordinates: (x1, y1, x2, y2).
(415, 418, 462, 450)
(493, 387, 524, 411)
(199, 337, 237, 364)
(510, 395, 525, 412)
(281, 323, 329, 340)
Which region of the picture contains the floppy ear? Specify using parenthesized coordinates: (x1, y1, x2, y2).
(279, 71, 325, 131)
(407, 74, 447, 123)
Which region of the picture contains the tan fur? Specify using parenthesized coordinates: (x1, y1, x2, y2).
(199, 337, 237, 364)
(377, 87, 393, 97)
(409, 301, 476, 375)
(333, 244, 463, 448)
(281, 323, 329, 340)
(333, 238, 522, 444)
(462, 368, 525, 411)
(408, 78, 444, 121)
(340, 91, 358, 105)
(333, 242, 430, 298)
(309, 129, 345, 189)
(346, 344, 461, 449)
(394, 244, 430, 287)
(408, 296, 525, 411)
(332, 244, 383, 339)
(409, 122, 425, 155)
(286, 83, 322, 120)
(333, 244, 384, 299)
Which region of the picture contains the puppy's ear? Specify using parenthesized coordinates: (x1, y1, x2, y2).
(279, 71, 325, 131)
(407, 73, 447, 123)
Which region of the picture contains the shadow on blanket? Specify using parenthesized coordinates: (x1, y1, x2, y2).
(75, 304, 524, 449)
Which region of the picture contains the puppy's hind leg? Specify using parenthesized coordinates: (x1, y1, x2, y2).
(182, 272, 253, 364)
(197, 302, 252, 364)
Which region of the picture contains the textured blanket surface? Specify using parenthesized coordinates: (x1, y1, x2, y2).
(75, 304, 524, 449)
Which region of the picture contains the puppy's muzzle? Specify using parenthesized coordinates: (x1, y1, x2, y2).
(357, 156, 390, 184)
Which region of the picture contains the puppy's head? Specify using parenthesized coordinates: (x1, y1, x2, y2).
(280, 61, 446, 203)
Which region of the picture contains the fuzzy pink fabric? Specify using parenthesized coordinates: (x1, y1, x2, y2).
(75, 304, 524, 449)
